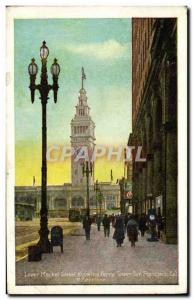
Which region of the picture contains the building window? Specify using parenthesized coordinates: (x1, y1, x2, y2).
(79, 109, 83, 116)
(90, 196, 97, 207)
(79, 109, 85, 116)
(54, 198, 67, 209)
(71, 196, 84, 208)
(106, 195, 115, 201)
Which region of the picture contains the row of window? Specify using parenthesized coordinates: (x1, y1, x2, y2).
(15, 196, 116, 209)
(74, 126, 88, 134)
(79, 109, 85, 116)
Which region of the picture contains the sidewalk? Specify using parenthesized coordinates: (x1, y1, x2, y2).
(16, 225, 178, 285)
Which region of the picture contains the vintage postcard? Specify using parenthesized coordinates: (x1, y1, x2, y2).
(6, 6, 188, 295)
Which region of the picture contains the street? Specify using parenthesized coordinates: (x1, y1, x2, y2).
(16, 224, 178, 285)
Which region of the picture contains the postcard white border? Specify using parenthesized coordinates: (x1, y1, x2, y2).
(6, 5, 187, 295)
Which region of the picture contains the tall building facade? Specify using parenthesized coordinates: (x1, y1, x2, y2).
(70, 68, 95, 186)
(129, 18, 177, 244)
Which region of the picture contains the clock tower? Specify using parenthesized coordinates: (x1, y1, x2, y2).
(70, 68, 95, 186)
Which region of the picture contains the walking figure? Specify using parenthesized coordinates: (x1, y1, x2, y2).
(156, 211, 163, 239)
(83, 214, 92, 240)
(127, 215, 138, 247)
(113, 214, 125, 247)
(96, 214, 102, 231)
(111, 214, 116, 227)
(138, 213, 147, 237)
(102, 214, 110, 237)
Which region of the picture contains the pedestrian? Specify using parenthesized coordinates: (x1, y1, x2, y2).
(156, 211, 163, 239)
(102, 214, 110, 237)
(138, 213, 147, 237)
(147, 209, 158, 241)
(113, 214, 125, 247)
(83, 214, 92, 240)
(96, 214, 102, 231)
(127, 215, 138, 247)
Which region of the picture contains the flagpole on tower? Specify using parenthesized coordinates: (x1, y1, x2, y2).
(81, 66, 86, 89)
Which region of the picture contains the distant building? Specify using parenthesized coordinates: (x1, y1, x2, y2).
(15, 183, 120, 219)
(15, 69, 120, 219)
(128, 18, 177, 244)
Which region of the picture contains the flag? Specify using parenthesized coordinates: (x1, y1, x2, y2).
(82, 67, 86, 80)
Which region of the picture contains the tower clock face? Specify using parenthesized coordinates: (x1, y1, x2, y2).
(72, 146, 88, 163)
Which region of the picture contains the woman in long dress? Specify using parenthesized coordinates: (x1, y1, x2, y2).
(113, 215, 125, 247)
(127, 215, 138, 247)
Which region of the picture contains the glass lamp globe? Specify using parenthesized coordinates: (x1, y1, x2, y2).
(28, 58, 38, 76)
(51, 58, 60, 76)
(40, 41, 49, 59)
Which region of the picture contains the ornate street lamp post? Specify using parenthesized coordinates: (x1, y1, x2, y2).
(82, 161, 93, 216)
(28, 41, 60, 253)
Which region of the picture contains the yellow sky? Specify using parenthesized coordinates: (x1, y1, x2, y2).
(15, 142, 125, 186)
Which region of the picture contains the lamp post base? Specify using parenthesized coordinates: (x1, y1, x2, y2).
(38, 211, 51, 253)
(37, 238, 52, 253)
(27, 239, 52, 262)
